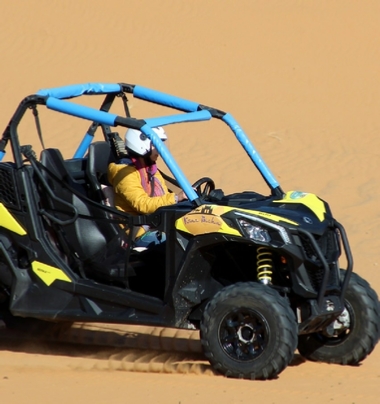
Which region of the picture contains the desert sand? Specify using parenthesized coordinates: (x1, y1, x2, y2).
(1, 0, 380, 403)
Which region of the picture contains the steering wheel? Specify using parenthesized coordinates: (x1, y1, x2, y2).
(192, 177, 215, 198)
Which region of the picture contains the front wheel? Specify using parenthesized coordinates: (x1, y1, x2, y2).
(200, 282, 298, 380)
(298, 270, 380, 364)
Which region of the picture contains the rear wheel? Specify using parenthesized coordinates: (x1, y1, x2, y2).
(298, 271, 380, 364)
(200, 282, 297, 380)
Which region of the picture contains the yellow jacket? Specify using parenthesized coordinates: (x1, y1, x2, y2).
(107, 162, 176, 216)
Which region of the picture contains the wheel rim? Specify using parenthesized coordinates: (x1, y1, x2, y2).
(218, 307, 269, 362)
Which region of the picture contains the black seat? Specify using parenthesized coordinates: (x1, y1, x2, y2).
(39, 148, 129, 283)
(86, 141, 115, 204)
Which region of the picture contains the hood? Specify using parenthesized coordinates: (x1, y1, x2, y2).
(175, 191, 333, 239)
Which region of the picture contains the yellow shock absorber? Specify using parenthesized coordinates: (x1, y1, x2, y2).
(256, 247, 273, 284)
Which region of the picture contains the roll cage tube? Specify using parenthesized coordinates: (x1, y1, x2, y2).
(133, 85, 200, 112)
(1, 95, 48, 165)
(36, 83, 123, 158)
(37, 83, 122, 99)
(140, 109, 213, 204)
(40, 92, 209, 203)
(141, 125, 200, 202)
(75, 93, 119, 158)
(132, 85, 283, 196)
(3, 83, 282, 197)
(222, 113, 283, 196)
(45, 97, 119, 126)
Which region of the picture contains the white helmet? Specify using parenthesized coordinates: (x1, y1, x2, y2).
(125, 126, 167, 156)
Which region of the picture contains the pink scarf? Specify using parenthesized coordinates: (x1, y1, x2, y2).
(132, 157, 165, 197)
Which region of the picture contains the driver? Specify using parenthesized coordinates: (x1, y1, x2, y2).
(107, 126, 187, 245)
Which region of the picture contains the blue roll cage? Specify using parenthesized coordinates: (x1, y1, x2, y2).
(2, 82, 281, 202)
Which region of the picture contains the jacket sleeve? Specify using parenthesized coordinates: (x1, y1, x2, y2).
(111, 164, 176, 215)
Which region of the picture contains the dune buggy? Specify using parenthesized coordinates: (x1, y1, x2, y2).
(0, 82, 379, 379)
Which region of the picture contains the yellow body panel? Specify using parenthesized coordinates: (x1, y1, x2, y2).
(0, 203, 27, 235)
(32, 261, 72, 286)
(175, 203, 298, 236)
(273, 191, 326, 221)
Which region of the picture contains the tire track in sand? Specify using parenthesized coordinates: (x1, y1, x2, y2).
(0, 320, 214, 376)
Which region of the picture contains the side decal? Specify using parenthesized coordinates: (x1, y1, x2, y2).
(32, 261, 72, 286)
(176, 205, 241, 236)
(0, 203, 26, 235)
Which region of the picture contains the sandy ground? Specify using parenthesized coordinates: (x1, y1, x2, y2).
(1, 0, 380, 403)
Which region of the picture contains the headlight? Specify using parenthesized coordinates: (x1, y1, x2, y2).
(236, 213, 292, 245)
(238, 219, 271, 242)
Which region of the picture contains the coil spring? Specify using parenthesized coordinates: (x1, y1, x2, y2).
(256, 247, 273, 284)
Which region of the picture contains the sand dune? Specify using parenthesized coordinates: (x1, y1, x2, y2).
(1, 1, 380, 403)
